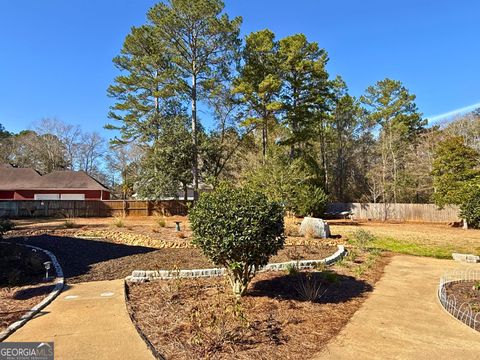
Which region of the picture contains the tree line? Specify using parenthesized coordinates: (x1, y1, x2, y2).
(0, 119, 113, 185)
(2, 0, 479, 214)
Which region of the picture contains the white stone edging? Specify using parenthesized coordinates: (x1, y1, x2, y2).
(0, 242, 65, 341)
(127, 245, 346, 283)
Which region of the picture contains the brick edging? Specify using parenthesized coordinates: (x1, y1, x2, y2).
(127, 245, 346, 282)
(0, 242, 65, 341)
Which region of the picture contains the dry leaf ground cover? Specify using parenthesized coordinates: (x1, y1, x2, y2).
(0, 242, 56, 332)
(126, 250, 391, 360)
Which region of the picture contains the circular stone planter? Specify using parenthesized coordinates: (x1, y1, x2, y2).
(0, 242, 65, 341)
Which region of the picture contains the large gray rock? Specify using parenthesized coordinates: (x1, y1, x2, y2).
(299, 217, 331, 239)
(452, 253, 480, 263)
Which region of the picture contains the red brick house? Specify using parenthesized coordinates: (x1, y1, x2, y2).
(0, 164, 110, 200)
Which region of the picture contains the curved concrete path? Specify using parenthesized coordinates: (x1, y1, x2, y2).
(316, 255, 480, 360)
(5, 280, 153, 360)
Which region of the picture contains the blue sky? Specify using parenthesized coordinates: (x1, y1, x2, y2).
(0, 0, 479, 139)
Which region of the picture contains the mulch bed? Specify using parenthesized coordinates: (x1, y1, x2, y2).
(6, 235, 337, 284)
(126, 253, 391, 359)
(445, 281, 480, 313)
(0, 243, 57, 332)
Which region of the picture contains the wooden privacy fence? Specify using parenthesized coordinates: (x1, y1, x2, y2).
(0, 200, 461, 222)
(326, 202, 461, 223)
(0, 200, 192, 218)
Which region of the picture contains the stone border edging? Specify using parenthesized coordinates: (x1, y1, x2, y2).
(0, 242, 65, 341)
(127, 245, 346, 282)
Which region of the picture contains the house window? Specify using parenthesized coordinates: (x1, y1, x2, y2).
(60, 194, 85, 200)
(34, 194, 60, 200)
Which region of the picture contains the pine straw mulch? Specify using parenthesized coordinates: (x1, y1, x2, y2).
(0, 243, 57, 332)
(9, 235, 338, 284)
(445, 281, 480, 313)
(0, 283, 56, 332)
(8, 215, 345, 250)
(126, 252, 391, 360)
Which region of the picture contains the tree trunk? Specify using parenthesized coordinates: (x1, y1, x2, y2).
(262, 118, 267, 164)
(191, 73, 199, 200)
(183, 183, 188, 202)
(228, 271, 249, 298)
(319, 120, 329, 192)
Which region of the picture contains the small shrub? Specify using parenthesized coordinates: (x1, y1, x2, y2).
(319, 269, 339, 284)
(0, 218, 14, 238)
(369, 248, 382, 257)
(351, 229, 376, 250)
(314, 262, 326, 272)
(473, 281, 480, 291)
(460, 189, 480, 229)
(156, 216, 166, 228)
(353, 264, 367, 277)
(285, 245, 302, 261)
(176, 231, 187, 239)
(293, 186, 329, 218)
(113, 216, 125, 228)
(344, 248, 358, 262)
(294, 272, 326, 302)
(64, 220, 76, 228)
(189, 183, 285, 297)
(244, 154, 328, 217)
(284, 221, 300, 237)
(285, 263, 299, 275)
(304, 226, 316, 240)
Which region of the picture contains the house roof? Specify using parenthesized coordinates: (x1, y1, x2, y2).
(0, 167, 42, 190)
(37, 171, 109, 190)
(0, 166, 109, 191)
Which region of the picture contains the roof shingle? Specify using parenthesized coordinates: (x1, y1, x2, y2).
(0, 166, 108, 191)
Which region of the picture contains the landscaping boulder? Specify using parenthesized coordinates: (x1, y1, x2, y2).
(299, 217, 331, 239)
(452, 252, 480, 263)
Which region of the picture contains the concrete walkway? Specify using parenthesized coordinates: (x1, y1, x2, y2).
(5, 280, 153, 360)
(316, 255, 480, 360)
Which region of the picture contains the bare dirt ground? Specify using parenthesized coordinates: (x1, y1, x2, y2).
(126, 252, 391, 360)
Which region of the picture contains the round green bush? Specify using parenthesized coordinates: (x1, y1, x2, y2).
(292, 185, 329, 218)
(189, 184, 286, 297)
(460, 189, 480, 229)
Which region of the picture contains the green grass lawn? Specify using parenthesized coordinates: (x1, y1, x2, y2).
(332, 222, 480, 259)
(368, 236, 456, 259)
